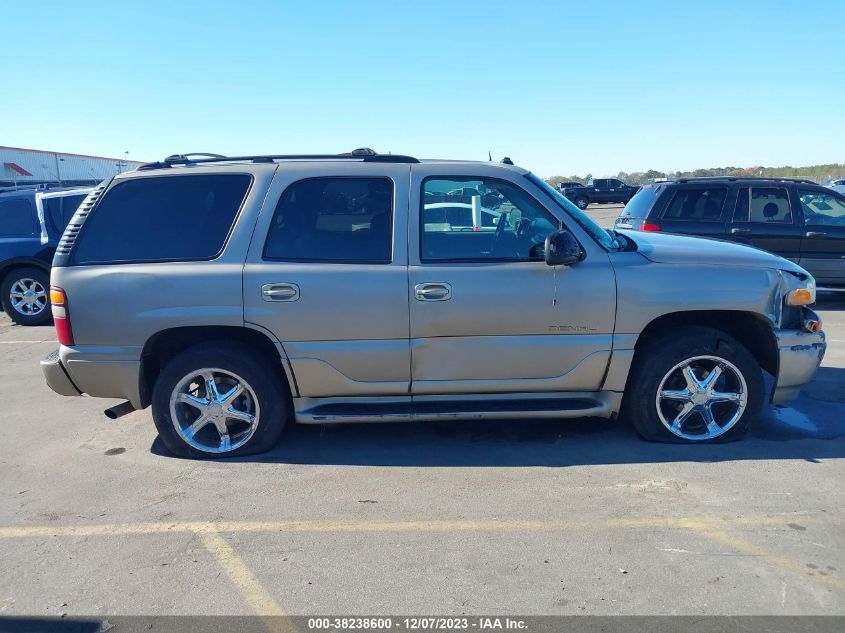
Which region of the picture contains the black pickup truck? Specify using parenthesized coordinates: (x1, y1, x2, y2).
(564, 178, 640, 209)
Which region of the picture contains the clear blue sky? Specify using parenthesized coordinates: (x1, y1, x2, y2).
(2, 0, 843, 177)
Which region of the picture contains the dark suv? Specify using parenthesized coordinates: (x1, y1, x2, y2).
(0, 186, 93, 325)
(615, 177, 845, 288)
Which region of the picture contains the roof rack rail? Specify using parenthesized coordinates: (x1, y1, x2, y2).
(674, 176, 818, 185)
(138, 148, 419, 171)
(165, 153, 227, 163)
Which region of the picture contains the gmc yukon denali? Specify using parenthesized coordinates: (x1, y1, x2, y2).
(41, 150, 826, 458)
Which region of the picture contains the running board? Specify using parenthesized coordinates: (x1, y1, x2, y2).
(294, 394, 616, 424)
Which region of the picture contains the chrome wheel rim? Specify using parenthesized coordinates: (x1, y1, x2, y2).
(9, 278, 47, 316)
(576, 198, 588, 209)
(169, 368, 260, 453)
(655, 355, 747, 441)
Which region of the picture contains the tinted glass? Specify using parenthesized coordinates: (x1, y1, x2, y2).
(745, 187, 791, 223)
(264, 177, 393, 263)
(622, 185, 661, 219)
(0, 199, 36, 236)
(662, 187, 727, 221)
(421, 177, 558, 261)
(72, 175, 251, 264)
(43, 194, 86, 234)
(799, 189, 845, 226)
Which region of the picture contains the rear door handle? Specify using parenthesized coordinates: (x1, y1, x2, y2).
(730, 227, 751, 235)
(805, 231, 827, 238)
(261, 283, 300, 302)
(414, 282, 452, 302)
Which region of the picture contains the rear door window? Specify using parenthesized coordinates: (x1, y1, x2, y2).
(0, 199, 36, 236)
(264, 177, 393, 263)
(661, 187, 727, 221)
(740, 187, 792, 223)
(72, 174, 252, 264)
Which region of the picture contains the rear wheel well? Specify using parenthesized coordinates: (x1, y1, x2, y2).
(140, 326, 291, 408)
(633, 311, 778, 377)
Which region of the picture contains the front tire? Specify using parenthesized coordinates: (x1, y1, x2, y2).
(623, 327, 763, 443)
(0, 267, 52, 326)
(151, 342, 290, 458)
(574, 196, 589, 210)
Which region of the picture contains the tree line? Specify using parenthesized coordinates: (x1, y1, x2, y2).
(547, 164, 845, 187)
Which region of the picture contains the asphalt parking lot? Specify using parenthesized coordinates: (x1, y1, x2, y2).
(0, 221, 843, 617)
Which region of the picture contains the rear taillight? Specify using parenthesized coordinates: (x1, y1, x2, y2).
(640, 222, 661, 232)
(50, 287, 74, 346)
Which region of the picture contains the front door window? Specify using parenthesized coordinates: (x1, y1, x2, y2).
(420, 177, 558, 261)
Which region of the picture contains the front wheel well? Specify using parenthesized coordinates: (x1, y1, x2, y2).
(0, 260, 50, 283)
(139, 326, 291, 408)
(633, 310, 778, 377)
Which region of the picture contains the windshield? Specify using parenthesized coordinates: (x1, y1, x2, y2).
(525, 173, 619, 250)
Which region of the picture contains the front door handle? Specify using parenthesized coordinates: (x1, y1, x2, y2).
(414, 282, 452, 302)
(805, 231, 827, 238)
(730, 227, 751, 235)
(261, 283, 300, 302)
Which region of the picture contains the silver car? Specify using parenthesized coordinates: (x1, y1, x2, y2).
(41, 150, 826, 458)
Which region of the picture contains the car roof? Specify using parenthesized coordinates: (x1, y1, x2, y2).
(130, 150, 529, 177)
(668, 176, 818, 186)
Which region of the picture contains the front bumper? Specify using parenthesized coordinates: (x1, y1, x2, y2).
(771, 310, 826, 404)
(40, 350, 82, 397)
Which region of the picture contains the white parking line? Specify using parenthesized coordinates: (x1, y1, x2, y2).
(0, 340, 51, 344)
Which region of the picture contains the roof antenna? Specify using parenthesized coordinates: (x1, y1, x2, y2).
(488, 150, 492, 162)
(501, 156, 513, 165)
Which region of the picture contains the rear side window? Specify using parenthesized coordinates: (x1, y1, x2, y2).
(43, 194, 86, 234)
(264, 177, 393, 263)
(662, 187, 727, 221)
(0, 199, 36, 236)
(622, 185, 660, 219)
(72, 175, 251, 264)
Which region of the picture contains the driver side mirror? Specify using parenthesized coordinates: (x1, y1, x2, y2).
(544, 229, 585, 267)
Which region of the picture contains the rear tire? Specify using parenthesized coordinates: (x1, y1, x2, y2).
(0, 267, 52, 326)
(151, 342, 291, 458)
(622, 327, 763, 443)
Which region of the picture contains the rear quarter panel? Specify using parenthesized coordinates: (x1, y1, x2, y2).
(50, 164, 278, 350)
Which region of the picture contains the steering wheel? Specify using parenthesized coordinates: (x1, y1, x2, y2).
(488, 211, 510, 255)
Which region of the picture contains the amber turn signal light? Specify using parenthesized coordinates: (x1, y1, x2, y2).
(803, 319, 821, 333)
(786, 288, 814, 306)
